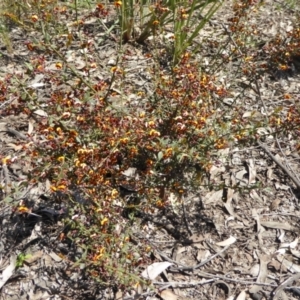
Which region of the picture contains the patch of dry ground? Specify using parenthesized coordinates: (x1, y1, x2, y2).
(0, 0, 300, 299)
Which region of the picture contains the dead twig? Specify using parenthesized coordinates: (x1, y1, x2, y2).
(1, 128, 28, 140)
(258, 140, 300, 190)
(2, 164, 11, 195)
(154, 277, 300, 290)
(154, 279, 215, 288)
(178, 244, 231, 272)
(275, 135, 300, 184)
(272, 272, 300, 300)
(181, 197, 192, 236)
(261, 212, 300, 218)
(156, 244, 231, 272)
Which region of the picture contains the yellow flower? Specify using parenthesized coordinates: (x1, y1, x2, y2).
(148, 120, 155, 127)
(2, 155, 11, 165)
(133, 282, 141, 289)
(74, 158, 81, 167)
(130, 147, 138, 156)
(18, 206, 29, 213)
(77, 116, 85, 122)
(57, 185, 66, 190)
(149, 129, 160, 137)
(77, 148, 87, 154)
(111, 189, 119, 199)
(31, 15, 38, 22)
(51, 185, 66, 192)
(120, 137, 129, 144)
(155, 200, 164, 208)
(114, 0, 122, 7)
(244, 56, 253, 62)
(50, 185, 57, 192)
(55, 62, 62, 69)
(181, 13, 188, 19)
(57, 156, 65, 163)
(101, 217, 109, 226)
(166, 148, 172, 155)
(152, 20, 159, 26)
(146, 159, 153, 167)
(111, 66, 117, 72)
(93, 247, 105, 260)
(69, 130, 78, 137)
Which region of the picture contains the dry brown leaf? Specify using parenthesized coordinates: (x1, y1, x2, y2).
(215, 236, 236, 247)
(209, 165, 225, 179)
(33, 109, 48, 117)
(249, 264, 260, 277)
(0, 255, 16, 289)
(247, 159, 256, 184)
(276, 255, 300, 273)
(244, 252, 253, 265)
(275, 182, 290, 190)
(270, 199, 281, 211)
(28, 120, 34, 135)
(280, 238, 298, 249)
(236, 290, 247, 300)
(49, 251, 63, 262)
(290, 248, 300, 259)
(235, 169, 248, 184)
(269, 260, 286, 272)
(189, 232, 206, 245)
(115, 290, 123, 300)
(250, 190, 264, 205)
(272, 273, 300, 299)
(24, 250, 44, 265)
(260, 221, 296, 231)
(252, 209, 263, 245)
(249, 254, 270, 294)
(160, 289, 178, 300)
(141, 262, 173, 280)
(197, 249, 210, 262)
(203, 189, 223, 205)
(224, 188, 235, 216)
(267, 168, 273, 180)
(6, 143, 23, 151)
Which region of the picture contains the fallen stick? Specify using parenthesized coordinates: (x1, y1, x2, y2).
(258, 140, 300, 190)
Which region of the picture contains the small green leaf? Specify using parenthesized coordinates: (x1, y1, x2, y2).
(157, 151, 163, 161)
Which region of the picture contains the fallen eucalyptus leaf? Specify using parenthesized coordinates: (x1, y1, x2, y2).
(277, 255, 300, 273)
(236, 290, 247, 300)
(249, 254, 270, 294)
(141, 261, 173, 280)
(260, 221, 296, 231)
(215, 236, 236, 246)
(33, 109, 48, 117)
(160, 289, 178, 300)
(0, 255, 16, 289)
